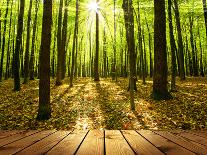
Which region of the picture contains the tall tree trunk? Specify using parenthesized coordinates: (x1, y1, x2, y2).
(168, 0, 177, 91)
(61, 0, 68, 79)
(70, 0, 79, 86)
(152, 0, 172, 100)
(103, 27, 107, 78)
(198, 27, 205, 77)
(122, 0, 136, 110)
(203, 0, 207, 37)
(189, 16, 198, 76)
(94, 0, 100, 81)
(145, 17, 153, 78)
(23, 0, 32, 84)
(14, 0, 25, 91)
(0, 10, 1, 53)
(0, 0, 9, 81)
(56, 0, 63, 85)
(37, 0, 52, 120)
(173, 0, 185, 80)
(5, 0, 14, 80)
(29, 0, 39, 80)
(111, 0, 116, 80)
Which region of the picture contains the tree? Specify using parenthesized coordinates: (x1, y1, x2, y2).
(56, 0, 63, 85)
(94, 0, 100, 81)
(173, 0, 185, 80)
(0, 0, 9, 81)
(13, 0, 25, 91)
(70, 0, 79, 86)
(37, 0, 52, 120)
(5, 0, 14, 80)
(203, 0, 207, 37)
(29, 0, 40, 80)
(168, 0, 177, 91)
(122, 0, 136, 110)
(111, 0, 116, 81)
(23, 0, 33, 84)
(61, 0, 69, 79)
(152, 0, 172, 100)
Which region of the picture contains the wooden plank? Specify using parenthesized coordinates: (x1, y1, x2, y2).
(0, 130, 25, 139)
(47, 130, 88, 155)
(122, 130, 164, 155)
(0, 130, 38, 147)
(138, 130, 196, 155)
(185, 130, 207, 139)
(171, 131, 207, 147)
(105, 130, 134, 155)
(76, 130, 104, 155)
(16, 131, 69, 155)
(154, 130, 207, 155)
(0, 130, 55, 155)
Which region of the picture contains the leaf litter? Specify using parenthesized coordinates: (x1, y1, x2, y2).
(0, 77, 207, 130)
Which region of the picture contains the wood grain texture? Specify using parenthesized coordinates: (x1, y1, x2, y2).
(47, 130, 88, 155)
(105, 130, 134, 155)
(122, 130, 164, 155)
(154, 130, 207, 155)
(0, 130, 206, 155)
(0, 130, 55, 155)
(16, 131, 69, 155)
(0, 130, 24, 139)
(138, 130, 196, 155)
(0, 130, 38, 147)
(76, 130, 104, 155)
(171, 131, 207, 147)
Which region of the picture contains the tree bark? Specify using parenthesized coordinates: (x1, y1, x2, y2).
(0, 0, 9, 81)
(152, 0, 172, 100)
(94, 0, 100, 81)
(122, 0, 136, 110)
(56, 0, 63, 85)
(168, 0, 177, 91)
(173, 0, 185, 80)
(29, 0, 39, 80)
(37, 0, 52, 120)
(70, 0, 79, 86)
(203, 0, 207, 37)
(23, 0, 33, 84)
(13, 0, 25, 91)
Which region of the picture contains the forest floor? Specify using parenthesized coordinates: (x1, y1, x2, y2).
(0, 77, 207, 130)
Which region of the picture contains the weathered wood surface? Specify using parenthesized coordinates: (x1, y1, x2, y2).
(0, 130, 207, 155)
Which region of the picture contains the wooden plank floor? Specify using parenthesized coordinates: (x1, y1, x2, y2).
(0, 130, 207, 155)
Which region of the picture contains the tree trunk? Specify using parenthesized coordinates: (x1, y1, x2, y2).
(0, 0, 9, 81)
(13, 0, 25, 91)
(168, 0, 177, 91)
(61, 0, 68, 79)
(5, 0, 14, 80)
(23, 0, 32, 84)
(111, 0, 116, 81)
(122, 0, 136, 110)
(173, 0, 185, 80)
(29, 0, 39, 80)
(103, 27, 107, 78)
(70, 0, 79, 86)
(189, 16, 198, 76)
(203, 0, 207, 37)
(152, 0, 172, 100)
(94, 0, 100, 81)
(56, 0, 63, 85)
(37, 0, 52, 120)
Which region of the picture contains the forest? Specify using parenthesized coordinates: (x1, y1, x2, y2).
(0, 0, 207, 130)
